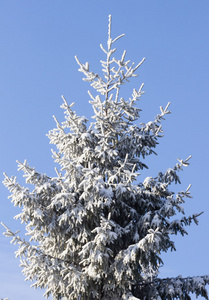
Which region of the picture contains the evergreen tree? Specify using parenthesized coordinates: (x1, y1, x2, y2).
(2, 15, 209, 300)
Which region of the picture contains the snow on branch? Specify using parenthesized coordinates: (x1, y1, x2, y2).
(75, 15, 145, 98)
(136, 275, 209, 299)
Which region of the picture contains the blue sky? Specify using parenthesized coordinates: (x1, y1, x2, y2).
(0, 1, 209, 299)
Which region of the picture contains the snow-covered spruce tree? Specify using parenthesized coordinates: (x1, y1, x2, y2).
(2, 15, 209, 300)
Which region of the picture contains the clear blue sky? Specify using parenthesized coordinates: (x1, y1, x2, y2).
(0, 1, 209, 299)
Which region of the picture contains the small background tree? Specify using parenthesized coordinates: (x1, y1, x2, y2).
(2, 15, 209, 300)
